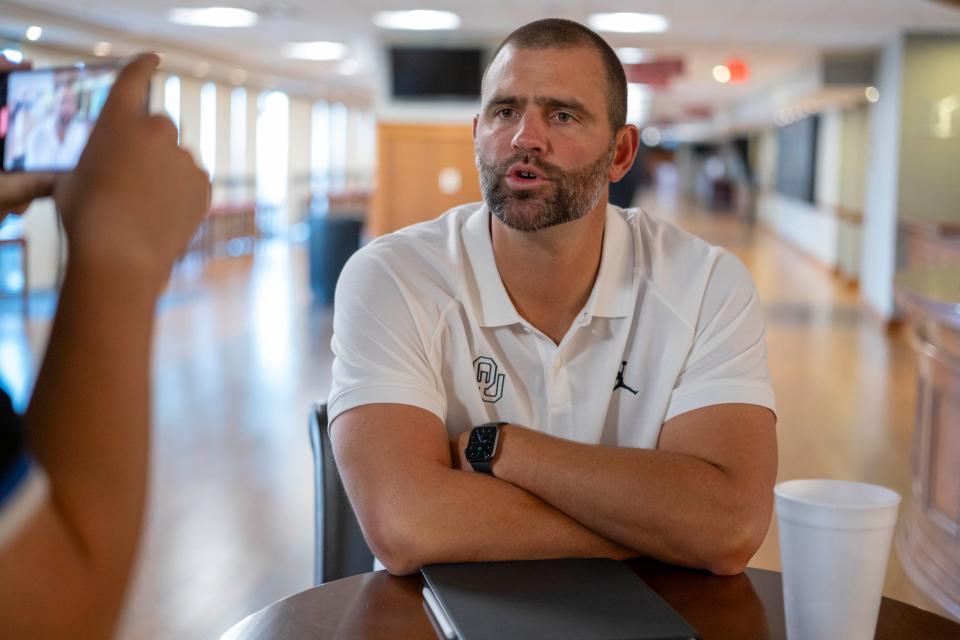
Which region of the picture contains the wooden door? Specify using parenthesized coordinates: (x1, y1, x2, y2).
(371, 123, 482, 236)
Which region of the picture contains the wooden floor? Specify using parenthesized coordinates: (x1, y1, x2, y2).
(0, 190, 951, 638)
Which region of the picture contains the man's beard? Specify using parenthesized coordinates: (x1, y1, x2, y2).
(476, 141, 614, 232)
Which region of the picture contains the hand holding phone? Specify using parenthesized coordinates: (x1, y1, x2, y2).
(54, 54, 210, 287)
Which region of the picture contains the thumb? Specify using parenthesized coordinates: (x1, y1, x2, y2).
(0, 173, 56, 213)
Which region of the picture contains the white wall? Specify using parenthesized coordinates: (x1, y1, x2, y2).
(759, 193, 839, 266)
(815, 109, 842, 209)
(757, 108, 843, 268)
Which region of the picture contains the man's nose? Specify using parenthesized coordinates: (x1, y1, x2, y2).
(511, 113, 547, 156)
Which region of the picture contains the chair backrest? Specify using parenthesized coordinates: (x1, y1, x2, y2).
(308, 402, 375, 585)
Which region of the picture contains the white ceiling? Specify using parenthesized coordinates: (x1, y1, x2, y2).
(3, 0, 960, 121)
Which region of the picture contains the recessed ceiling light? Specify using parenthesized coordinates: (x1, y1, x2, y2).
(282, 41, 348, 61)
(865, 86, 880, 103)
(617, 47, 652, 64)
(2, 49, 24, 63)
(167, 7, 259, 28)
(587, 13, 669, 34)
(25, 26, 43, 41)
(92, 41, 112, 57)
(373, 10, 461, 31)
(712, 65, 731, 83)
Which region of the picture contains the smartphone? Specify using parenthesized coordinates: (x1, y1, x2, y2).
(0, 64, 123, 172)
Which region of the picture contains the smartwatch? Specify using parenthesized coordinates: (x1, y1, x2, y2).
(464, 422, 507, 475)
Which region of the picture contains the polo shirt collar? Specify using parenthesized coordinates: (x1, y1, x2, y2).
(584, 206, 635, 319)
(463, 205, 524, 328)
(462, 204, 635, 328)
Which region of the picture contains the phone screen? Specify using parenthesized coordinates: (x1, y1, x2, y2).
(0, 65, 119, 172)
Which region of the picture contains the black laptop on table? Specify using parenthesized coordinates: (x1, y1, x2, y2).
(420, 558, 701, 640)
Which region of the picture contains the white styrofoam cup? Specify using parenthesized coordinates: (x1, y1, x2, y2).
(775, 479, 901, 640)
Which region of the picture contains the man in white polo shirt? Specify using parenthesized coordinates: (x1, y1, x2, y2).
(328, 18, 777, 576)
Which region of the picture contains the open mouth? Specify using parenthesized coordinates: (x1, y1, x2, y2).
(504, 164, 548, 189)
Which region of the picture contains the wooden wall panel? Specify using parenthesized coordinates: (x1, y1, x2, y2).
(371, 123, 482, 237)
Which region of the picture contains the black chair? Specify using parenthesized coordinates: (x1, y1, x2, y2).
(308, 402, 375, 585)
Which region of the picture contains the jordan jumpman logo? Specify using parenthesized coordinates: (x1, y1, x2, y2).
(613, 361, 638, 395)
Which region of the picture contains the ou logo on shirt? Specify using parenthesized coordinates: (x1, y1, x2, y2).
(473, 356, 505, 403)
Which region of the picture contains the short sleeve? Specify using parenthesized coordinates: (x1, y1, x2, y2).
(664, 252, 776, 422)
(327, 249, 446, 424)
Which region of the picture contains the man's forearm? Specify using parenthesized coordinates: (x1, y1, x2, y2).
(360, 463, 632, 575)
(490, 422, 772, 574)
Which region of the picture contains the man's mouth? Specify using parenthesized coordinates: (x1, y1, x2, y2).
(504, 163, 549, 190)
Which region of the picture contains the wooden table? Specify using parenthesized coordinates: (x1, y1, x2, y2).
(222, 558, 960, 639)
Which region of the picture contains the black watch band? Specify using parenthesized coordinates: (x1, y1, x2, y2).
(465, 422, 507, 475)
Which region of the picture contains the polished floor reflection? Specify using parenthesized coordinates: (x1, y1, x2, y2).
(0, 189, 949, 639)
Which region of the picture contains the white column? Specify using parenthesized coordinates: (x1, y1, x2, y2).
(861, 35, 904, 321)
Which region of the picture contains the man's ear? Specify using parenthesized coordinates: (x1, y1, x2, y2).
(472, 114, 479, 142)
(608, 124, 640, 183)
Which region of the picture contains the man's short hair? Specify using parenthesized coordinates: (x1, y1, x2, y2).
(485, 18, 627, 131)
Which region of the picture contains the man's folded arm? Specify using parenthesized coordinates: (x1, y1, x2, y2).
(330, 402, 633, 575)
(480, 402, 778, 576)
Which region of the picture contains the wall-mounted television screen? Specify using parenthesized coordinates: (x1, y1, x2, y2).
(389, 47, 484, 100)
(776, 115, 819, 203)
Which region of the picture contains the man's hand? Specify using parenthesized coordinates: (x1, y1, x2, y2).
(54, 53, 209, 290)
(486, 405, 777, 575)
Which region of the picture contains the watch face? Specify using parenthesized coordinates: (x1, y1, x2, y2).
(465, 425, 499, 462)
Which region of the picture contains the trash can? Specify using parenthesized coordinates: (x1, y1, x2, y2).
(309, 216, 364, 305)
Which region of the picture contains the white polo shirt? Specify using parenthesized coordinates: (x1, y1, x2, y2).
(328, 202, 775, 447)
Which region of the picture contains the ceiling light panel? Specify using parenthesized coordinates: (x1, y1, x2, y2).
(282, 41, 348, 61)
(587, 13, 669, 34)
(373, 10, 461, 31)
(167, 7, 259, 28)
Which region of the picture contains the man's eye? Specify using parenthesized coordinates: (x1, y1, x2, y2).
(554, 112, 574, 123)
(495, 108, 517, 119)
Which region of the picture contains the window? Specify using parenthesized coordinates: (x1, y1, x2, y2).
(255, 91, 289, 232)
(230, 86, 247, 179)
(200, 82, 217, 179)
(330, 102, 348, 193)
(164, 75, 181, 135)
(311, 100, 330, 203)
